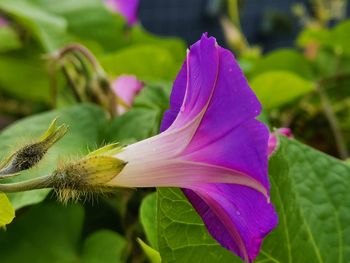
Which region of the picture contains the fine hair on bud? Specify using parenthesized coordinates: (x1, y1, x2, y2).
(1, 143, 47, 174)
(51, 155, 126, 204)
(0, 118, 68, 177)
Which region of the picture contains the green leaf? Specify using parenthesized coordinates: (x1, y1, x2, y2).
(0, 54, 50, 102)
(296, 27, 330, 48)
(297, 20, 350, 56)
(250, 71, 315, 109)
(140, 193, 158, 249)
(251, 49, 314, 79)
(0, 202, 84, 263)
(107, 84, 170, 144)
(0, 202, 126, 263)
(101, 45, 181, 82)
(329, 20, 350, 56)
(134, 83, 171, 111)
(81, 230, 126, 263)
(0, 104, 108, 209)
(257, 137, 350, 262)
(157, 188, 240, 263)
(0, 26, 22, 52)
(107, 108, 160, 144)
(137, 238, 161, 263)
(130, 26, 186, 64)
(32, 0, 128, 52)
(0, 0, 68, 51)
(0, 193, 15, 227)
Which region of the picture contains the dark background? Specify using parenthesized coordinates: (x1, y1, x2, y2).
(139, 0, 350, 51)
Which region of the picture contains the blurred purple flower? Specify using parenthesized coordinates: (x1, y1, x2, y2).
(104, 0, 139, 25)
(111, 75, 144, 114)
(109, 34, 277, 262)
(0, 16, 9, 27)
(268, 128, 293, 156)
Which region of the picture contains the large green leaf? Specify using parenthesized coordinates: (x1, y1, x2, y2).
(106, 84, 170, 144)
(296, 27, 330, 48)
(0, 26, 22, 52)
(0, 193, 15, 227)
(0, 104, 108, 209)
(157, 188, 240, 263)
(0, 202, 126, 263)
(250, 71, 315, 109)
(133, 83, 171, 111)
(329, 20, 350, 56)
(107, 108, 160, 144)
(129, 26, 186, 64)
(31, 0, 127, 52)
(81, 230, 126, 263)
(101, 45, 181, 82)
(250, 49, 314, 79)
(0, 0, 68, 51)
(157, 138, 350, 262)
(258, 137, 350, 262)
(0, 54, 50, 102)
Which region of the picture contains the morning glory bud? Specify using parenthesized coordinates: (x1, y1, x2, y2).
(268, 128, 293, 156)
(111, 75, 144, 114)
(50, 144, 126, 203)
(0, 118, 68, 177)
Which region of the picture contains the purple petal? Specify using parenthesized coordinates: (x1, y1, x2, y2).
(105, 0, 139, 25)
(162, 34, 220, 131)
(184, 184, 277, 262)
(183, 119, 270, 190)
(160, 62, 187, 132)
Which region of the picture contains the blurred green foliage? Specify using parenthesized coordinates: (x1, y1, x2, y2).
(1, 0, 350, 263)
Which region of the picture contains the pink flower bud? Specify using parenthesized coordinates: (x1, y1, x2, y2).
(111, 75, 143, 114)
(268, 128, 293, 156)
(104, 0, 139, 25)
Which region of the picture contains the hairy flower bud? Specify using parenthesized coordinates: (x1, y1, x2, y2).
(0, 118, 68, 177)
(50, 144, 126, 203)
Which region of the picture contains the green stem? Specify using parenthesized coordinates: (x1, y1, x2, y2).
(62, 65, 83, 102)
(0, 176, 52, 193)
(316, 82, 349, 159)
(58, 44, 102, 73)
(318, 72, 350, 86)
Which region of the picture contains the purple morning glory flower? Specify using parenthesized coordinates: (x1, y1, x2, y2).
(104, 0, 139, 25)
(107, 34, 278, 262)
(111, 74, 144, 114)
